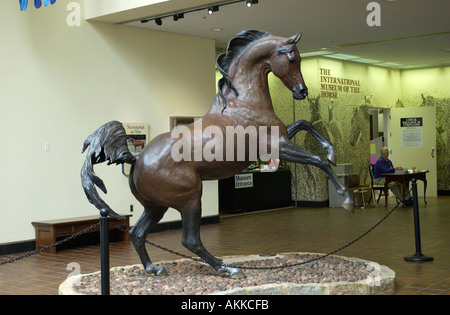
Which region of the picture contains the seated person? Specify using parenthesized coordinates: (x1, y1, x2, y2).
(374, 147, 413, 206)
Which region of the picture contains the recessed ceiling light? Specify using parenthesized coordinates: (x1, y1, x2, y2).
(374, 62, 402, 68)
(212, 28, 223, 32)
(325, 53, 360, 60)
(301, 51, 334, 57)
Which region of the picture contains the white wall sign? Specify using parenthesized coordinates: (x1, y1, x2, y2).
(400, 117, 423, 148)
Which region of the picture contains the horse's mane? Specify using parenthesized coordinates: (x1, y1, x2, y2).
(216, 30, 273, 112)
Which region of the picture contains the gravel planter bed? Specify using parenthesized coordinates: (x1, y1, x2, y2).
(60, 253, 395, 295)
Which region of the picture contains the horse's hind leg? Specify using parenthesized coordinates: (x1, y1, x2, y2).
(286, 120, 336, 165)
(180, 198, 246, 279)
(279, 137, 353, 211)
(130, 206, 169, 276)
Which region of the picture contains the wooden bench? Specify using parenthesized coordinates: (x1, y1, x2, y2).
(32, 214, 132, 254)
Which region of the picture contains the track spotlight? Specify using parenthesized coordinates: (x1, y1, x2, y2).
(142, 1, 258, 26)
(246, 0, 258, 7)
(208, 6, 219, 15)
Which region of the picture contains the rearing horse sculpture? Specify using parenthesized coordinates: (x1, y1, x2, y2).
(81, 30, 352, 279)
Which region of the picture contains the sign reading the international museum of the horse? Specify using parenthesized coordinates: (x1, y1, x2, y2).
(400, 117, 423, 148)
(320, 68, 361, 99)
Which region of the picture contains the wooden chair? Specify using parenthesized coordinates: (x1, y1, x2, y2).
(347, 174, 373, 209)
(368, 164, 388, 207)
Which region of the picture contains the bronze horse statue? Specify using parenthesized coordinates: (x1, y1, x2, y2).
(81, 30, 352, 279)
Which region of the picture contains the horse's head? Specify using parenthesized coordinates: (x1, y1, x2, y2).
(270, 33, 308, 100)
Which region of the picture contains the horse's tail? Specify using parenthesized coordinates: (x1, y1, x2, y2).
(81, 121, 136, 220)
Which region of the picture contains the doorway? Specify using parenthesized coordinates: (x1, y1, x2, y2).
(369, 107, 389, 163)
(369, 107, 437, 197)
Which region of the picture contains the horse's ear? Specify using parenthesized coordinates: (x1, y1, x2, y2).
(285, 33, 302, 45)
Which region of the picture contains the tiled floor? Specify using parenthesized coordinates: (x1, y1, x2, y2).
(0, 196, 448, 295)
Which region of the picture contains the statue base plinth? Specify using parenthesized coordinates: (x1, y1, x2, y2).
(59, 252, 395, 295)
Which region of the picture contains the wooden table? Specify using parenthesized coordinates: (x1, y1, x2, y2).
(382, 171, 428, 207)
(32, 214, 131, 254)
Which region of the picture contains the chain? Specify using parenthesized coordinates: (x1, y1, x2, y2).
(109, 222, 204, 263)
(235, 202, 401, 270)
(110, 202, 400, 271)
(1, 203, 399, 269)
(0, 222, 101, 266)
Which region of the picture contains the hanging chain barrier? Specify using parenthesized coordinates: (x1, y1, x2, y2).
(0, 222, 100, 266)
(111, 202, 401, 270)
(1, 203, 400, 269)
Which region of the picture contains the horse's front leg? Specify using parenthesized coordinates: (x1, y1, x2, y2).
(279, 137, 353, 211)
(286, 120, 336, 166)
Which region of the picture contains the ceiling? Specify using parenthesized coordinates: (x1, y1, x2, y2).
(103, 0, 450, 69)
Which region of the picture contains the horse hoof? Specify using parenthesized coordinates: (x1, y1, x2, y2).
(340, 191, 354, 212)
(220, 266, 247, 279)
(156, 267, 169, 277)
(327, 153, 337, 166)
(145, 265, 169, 277)
(230, 269, 246, 279)
(342, 197, 354, 212)
(342, 202, 354, 212)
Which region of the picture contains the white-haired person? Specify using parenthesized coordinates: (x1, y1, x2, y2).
(374, 147, 413, 206)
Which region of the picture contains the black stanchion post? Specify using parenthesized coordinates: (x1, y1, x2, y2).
(404, 178, 434, 262)
(100, 209, 110, 295)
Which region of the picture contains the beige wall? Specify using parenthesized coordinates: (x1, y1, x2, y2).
(0, 1, 217, 243)
(400, 67, 450, 106)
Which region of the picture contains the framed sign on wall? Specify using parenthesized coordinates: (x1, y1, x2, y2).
(122, 123, 149, 176)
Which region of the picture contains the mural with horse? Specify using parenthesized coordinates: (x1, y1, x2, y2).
(81, 30, 352, 279)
